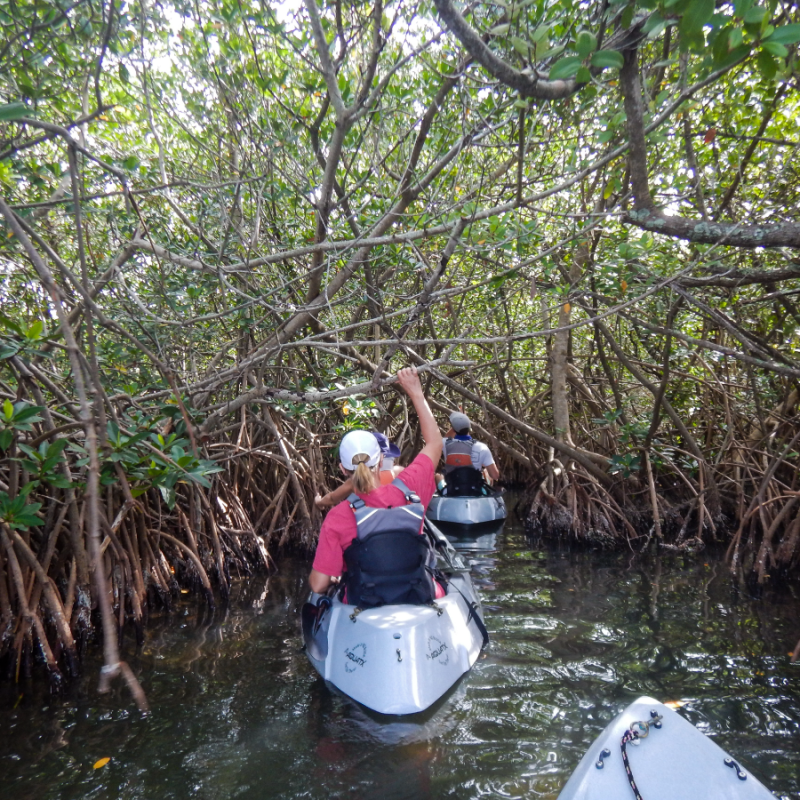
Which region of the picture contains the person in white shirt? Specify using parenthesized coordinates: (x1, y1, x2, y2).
(436, 411, 499, 494)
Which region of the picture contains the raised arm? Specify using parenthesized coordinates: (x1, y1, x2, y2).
(396, 367, 442, 466)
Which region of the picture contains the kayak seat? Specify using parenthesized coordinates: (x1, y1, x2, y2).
(443, 466, 489, 497)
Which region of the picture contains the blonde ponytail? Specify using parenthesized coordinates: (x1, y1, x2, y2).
(351, 454, 379, 494)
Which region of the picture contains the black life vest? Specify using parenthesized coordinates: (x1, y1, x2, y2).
(444, 466, 487, 497)
(342, 477, 437, 608)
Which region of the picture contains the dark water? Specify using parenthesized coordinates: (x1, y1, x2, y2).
(2, 511, 800, 799)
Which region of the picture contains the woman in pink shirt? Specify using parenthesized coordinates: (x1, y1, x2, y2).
(309, 367, 443, 596)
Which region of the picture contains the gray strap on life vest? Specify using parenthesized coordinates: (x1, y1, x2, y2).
(390, 476, 420, 504)
(346, 492, 374, 526)
(347, 477, 425, 538)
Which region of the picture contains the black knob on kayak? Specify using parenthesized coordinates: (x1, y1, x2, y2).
(650, 709, 663, 728)
(724, 757, 747, 780)
(595, 748, 611, 769)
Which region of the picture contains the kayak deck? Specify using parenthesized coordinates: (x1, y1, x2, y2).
(556, 696, 775, 800)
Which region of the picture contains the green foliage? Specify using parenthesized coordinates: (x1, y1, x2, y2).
(0, 0, 798, 527)
(0, 316, 50, 361)
(0, 400, 43, 451)
(0, 102, 27, 121)
(591, 50, 624, 69)
(17, 437, 71, 489)
(608, 452, 642, 477)
(0, 491, 43, 529)
(336, 397, 379, 432)
(549, 55, 582, 80)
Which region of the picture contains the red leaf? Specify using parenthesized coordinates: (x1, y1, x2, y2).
(704, 127, 716, 144)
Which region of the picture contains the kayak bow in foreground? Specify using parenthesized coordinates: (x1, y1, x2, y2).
(557, 696, 774, 800)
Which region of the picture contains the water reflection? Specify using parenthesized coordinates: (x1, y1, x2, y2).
(0, 511, 798, 799)
(445, 524, 502, 555)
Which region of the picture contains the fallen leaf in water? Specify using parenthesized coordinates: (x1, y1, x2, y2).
(93, 757, 110, 769)
(181, 589, 189, 594)
(663, 700, 685, 709)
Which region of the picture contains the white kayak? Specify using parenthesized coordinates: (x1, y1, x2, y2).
(427, 492, 506, 530)
(557, 696, 774, 800)
(302, 524, 488, 715)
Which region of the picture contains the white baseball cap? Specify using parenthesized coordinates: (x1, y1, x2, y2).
(339, 430, 382, 470)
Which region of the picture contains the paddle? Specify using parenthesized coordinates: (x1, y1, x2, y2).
(301, 597, 330, 661)
(423, 515, 464, 570)
(424, 515, 490, 647)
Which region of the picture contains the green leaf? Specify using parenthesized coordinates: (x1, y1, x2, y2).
(0, 102, 27, 121)
(679, 0, 715, 38)
(13, 407, 42, 423)
(549, 56, 583, 80)
(159, 485, 177, 508)
(0, 342, 21, 360)
(489, 23, 509, 36)
(575, 31, 597, 58)
(764, 24, 800, 45)
(25, 320, 43, 341)
(510, 36, 531, 58)
(590, 50, 624, 69)
(16, 442, 38, 461)
(118, 63, 130, 84)
(621, 5, 635, 28)
(756, 49, 777, 79)
(536, 44, 566, 61)
(188, 472, 212, 488)
(14, 512, 44, 528)
(743, 6, 766, 24)
(713, 42, 751, 69)
(45, 475, 72, 488)
(46, 438, 68, 458)
(761, 41, 788, 58)
(531, 24, 549, 43)
(643, 11, 666, 35)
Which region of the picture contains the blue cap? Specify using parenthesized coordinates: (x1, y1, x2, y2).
(372, 430, 401, 459)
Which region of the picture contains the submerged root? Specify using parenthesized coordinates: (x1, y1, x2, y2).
(522, 462, 729, 553)
(523, 466, 638, 548)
